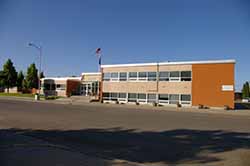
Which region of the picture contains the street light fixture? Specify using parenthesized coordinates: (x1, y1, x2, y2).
(28, 42, 42, 98)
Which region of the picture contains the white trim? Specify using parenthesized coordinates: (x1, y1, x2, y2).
(41, 77, 81, 81)
(101, 59, 236, 68)
(81, 72, 101, 76)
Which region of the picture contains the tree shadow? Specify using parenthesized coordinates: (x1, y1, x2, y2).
(1, 128, 250, 164)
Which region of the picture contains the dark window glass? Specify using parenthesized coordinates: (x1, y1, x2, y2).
(44, 83, 50, 90)
(181, 94, 191, 101)
(51, 84, 56, 90)
(148, 72, 157, 81)
(181, 71, 192, 81)
(170, 71, 180, 77)
(129, 72, 137, 80)
(119, 72, 127, 81)
(111, 73, 118, 78)
(138, 72, 147, 80)
(159, 72, 169, 81)
(103, 93, 110, 98)
(138, 93, 146, 99)
(119, 93, 126, 98)
(128, 93, 137, 102)
(159, 94, 169, 100)
(103, 73, 111, 81)
(147, 94, 157, 103)
(169, 94, 179, 104)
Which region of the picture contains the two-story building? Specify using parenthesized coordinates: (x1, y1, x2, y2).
(101, 59, 235, 109)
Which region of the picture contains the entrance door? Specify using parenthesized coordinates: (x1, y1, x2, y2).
(80, 84, 91, 96)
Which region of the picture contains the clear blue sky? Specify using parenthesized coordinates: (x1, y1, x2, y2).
(0, 0, 249, 90)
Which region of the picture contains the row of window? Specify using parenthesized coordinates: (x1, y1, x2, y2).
(42, 83, 66, 91)
(103, 92, 191, 105)
(103, 71, 191, 82)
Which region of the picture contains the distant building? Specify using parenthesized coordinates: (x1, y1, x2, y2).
(41, 72, 101, 97)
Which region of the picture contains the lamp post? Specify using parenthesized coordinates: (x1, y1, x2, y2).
(28, 43, 42, 97)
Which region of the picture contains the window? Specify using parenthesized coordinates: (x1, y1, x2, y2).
(169, 94, 179, 104)
(158, 94, 169, 103)
(51, 84, 56, 90)
(148, 72, 157, 81)
(43, 83, 51, 90)
(129, 72, 137, 81)
(111, 72, 119, 81)
(103, 92, 110, 100)
(181, 71, 192, 81)
(118, 93, 127, 101)
(128, 93, 137, 102)
(181, 94, 191, 104)
(138, 93, 146, 102)
(147, 94, 157, 103)
(138, 72, 147, 81)
(111, 92, 118, 101)
(56, 84, 66, 90)
(170, 71, 180, 81)
(103, 73, 111, 81)
(119, 72, 127, 81)
(159, 72, 169, 81)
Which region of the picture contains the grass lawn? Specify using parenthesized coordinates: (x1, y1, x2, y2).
(0, 93, 62, 100)
(0, 93, 35, 98)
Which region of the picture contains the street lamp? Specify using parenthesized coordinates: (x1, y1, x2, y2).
(28, 42, 42, 97)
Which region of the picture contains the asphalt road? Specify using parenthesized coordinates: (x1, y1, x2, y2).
(0, 99, 250, 166)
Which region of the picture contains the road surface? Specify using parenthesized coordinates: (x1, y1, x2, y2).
(0, 99, 250, 166)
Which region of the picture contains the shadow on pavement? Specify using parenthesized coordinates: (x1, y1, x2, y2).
(1, 128, 250, 165)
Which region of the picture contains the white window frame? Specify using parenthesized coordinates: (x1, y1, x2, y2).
(119, 72, 127, 81)
(158, 94, 169, 104)
(147, 94, 157, 103)
(103, 73, 111, 81)
(169, 94, 180, 104)
(110, 72, 119, 82)
(118, 93, 127, 102)
(148, 72, 157, 81)
(181, 71, 192, 82)
(159, 71, 169, 81)
(128, 72, 138, 81)
(138, 72, 148, 81)
(180, 94, 191, 105)
(169, 71, 181, 82)
(137, 93, 147, 103)
(128, 93, 137, 102)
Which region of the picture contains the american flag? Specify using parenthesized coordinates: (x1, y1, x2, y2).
(95, 48, 101, 65)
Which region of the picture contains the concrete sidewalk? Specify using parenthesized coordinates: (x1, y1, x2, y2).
(0, 96, 250, 117)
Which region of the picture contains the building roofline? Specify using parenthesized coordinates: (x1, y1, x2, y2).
(41, 77, 81, 81)
(81, 72, 101, 75)
(101, 59, 236, 68)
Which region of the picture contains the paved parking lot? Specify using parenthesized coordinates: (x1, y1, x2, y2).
(0, 99, 250, 166)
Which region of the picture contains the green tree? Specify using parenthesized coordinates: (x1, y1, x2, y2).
(242, 81, 250, 99)
(0, 71, 5, 88)
(26, 63, 38, 89)
(2, 59, 17, 93)
(39, 71, 45, 79)
(17, 71, 24, 90)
